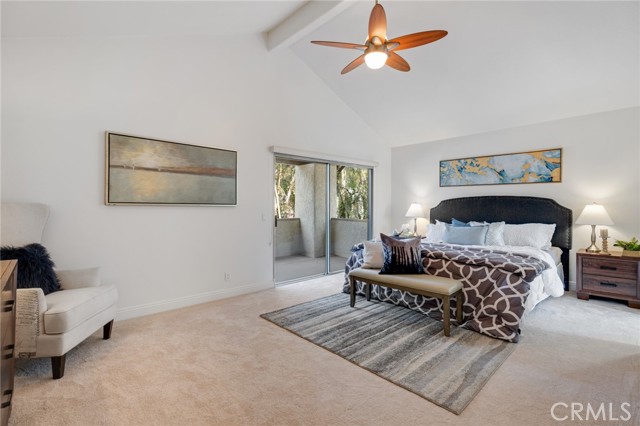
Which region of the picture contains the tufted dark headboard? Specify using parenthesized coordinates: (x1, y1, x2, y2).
(430, 196, 572, 290)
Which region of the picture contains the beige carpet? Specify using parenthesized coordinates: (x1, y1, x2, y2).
(9, 274, 640, 426)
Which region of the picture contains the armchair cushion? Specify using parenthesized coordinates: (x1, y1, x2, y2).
(44, 285, 118, 334)
(0, 243, 61, 294)
(56, 267, 101, 290)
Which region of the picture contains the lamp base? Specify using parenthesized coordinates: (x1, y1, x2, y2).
(585, 244, 601, 253)
(585, 225, 601, 253)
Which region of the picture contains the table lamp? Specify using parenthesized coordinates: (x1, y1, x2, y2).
(575, 202, 613, 253)
(405, 203, 425, 236)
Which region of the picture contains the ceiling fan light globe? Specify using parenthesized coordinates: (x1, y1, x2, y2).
(364, 51, 388, 69)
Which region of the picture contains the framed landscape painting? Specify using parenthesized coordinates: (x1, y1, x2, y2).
(439, 148, 562, 187)
(105, 132, 237, 206)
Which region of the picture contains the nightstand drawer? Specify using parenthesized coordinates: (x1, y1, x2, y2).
(0, 301, 14, 339)
(582, 257, 637, 279)
(582, 274, 637, 297)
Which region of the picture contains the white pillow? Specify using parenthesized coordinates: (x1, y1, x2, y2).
(362, 240, 384, 268)
(424, 220, 447, 243)
(469, 221, 506, 246)
(503, 223, 556, 249)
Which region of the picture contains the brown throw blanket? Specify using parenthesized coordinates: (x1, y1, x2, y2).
(344, 243, 549, 342)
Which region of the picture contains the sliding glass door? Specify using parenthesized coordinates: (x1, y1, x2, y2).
(328, 165, 371, 273)
(274, 158, 327, 282)
(274, 156, 372, 284)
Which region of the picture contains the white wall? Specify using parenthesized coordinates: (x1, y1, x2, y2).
(1, 34, 391, 319)
(391, 107, 640, 287)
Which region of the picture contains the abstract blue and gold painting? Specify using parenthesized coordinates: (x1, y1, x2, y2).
(440, 148, 562, 187)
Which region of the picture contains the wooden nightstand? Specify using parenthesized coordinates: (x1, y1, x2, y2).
(576, 250, 640, 308)
(1, 260, 17, 426)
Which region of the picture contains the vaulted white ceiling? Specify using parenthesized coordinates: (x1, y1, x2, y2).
(290, 1, 639, 146)
(3, 1, 638, 147)
(1, 0, 307, 37)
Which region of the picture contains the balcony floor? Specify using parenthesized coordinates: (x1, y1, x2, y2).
(275, 254, 348, 284)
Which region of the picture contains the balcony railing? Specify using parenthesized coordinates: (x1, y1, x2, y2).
(275, 218, 367, 259)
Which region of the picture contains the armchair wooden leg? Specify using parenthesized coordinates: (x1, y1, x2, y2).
(52, 355, 66, 380)
(103, 320, 114, 340)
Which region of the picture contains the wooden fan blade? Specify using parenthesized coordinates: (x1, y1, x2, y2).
(388, 30, 448, 51)
(341, 54, 365, 75)
(386, 51, 410, 72)
(368, 3, 387, 40)
(311, 41, 367, 51)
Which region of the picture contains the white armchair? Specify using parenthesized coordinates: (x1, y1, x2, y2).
(0, 203, 118, 379)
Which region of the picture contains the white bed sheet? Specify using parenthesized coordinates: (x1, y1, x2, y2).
(543, 246, 563, 266)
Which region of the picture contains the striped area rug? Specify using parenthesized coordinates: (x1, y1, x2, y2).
(261, 293, 517, 414)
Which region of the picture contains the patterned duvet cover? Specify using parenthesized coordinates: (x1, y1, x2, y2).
(344, 242, 550, 342)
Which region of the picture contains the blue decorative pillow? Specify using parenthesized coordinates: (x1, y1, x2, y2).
(443, 225, 489, 245)
(451, 218, 470, 227)
(0, 243, 60, 295)
(379, 233, 423, 274)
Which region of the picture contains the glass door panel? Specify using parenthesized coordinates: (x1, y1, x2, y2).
(329, 165, 371, 273)
(274, 155, 373, 284)
(274, 158, 327, 283)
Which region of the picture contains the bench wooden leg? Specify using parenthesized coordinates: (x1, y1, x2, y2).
(443, 297, 451, 337)
(456, 291, 463, 325)
(349, 276, 356, 307)
(366, 283, 371, 301)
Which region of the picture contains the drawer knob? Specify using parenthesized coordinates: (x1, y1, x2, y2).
(599, 265, 617, 271)
(1, 300, 14, 313)
(1, 389, 12, 408)
(1, 344, 14, 360)
(600, 281, 618, 288)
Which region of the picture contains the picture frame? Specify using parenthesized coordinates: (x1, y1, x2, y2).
(105, 132, 237, 206)
(439, 148, 562, 187)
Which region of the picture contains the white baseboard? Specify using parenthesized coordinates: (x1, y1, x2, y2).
(115, 281, 274, 321)
(568, 280, 576, 292)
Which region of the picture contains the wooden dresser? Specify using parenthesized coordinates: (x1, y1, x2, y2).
(1, 260, 17, 426)
(576, 250, 640, 308)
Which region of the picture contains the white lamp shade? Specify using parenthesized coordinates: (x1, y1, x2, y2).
(575, 203, 613, 225)
(405, 203, 425, 218)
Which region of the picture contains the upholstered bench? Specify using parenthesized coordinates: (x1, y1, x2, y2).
(347, 268, 463, 336)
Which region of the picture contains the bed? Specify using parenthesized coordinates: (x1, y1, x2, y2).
(343, 196, 572, 342)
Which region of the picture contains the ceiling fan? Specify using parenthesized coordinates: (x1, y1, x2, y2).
(311, 0, 447, 75)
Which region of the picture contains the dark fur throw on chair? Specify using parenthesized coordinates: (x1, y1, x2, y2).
(0, 243, 60, 294)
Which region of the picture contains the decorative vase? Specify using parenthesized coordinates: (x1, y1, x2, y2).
(622, 250, 640, 257)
